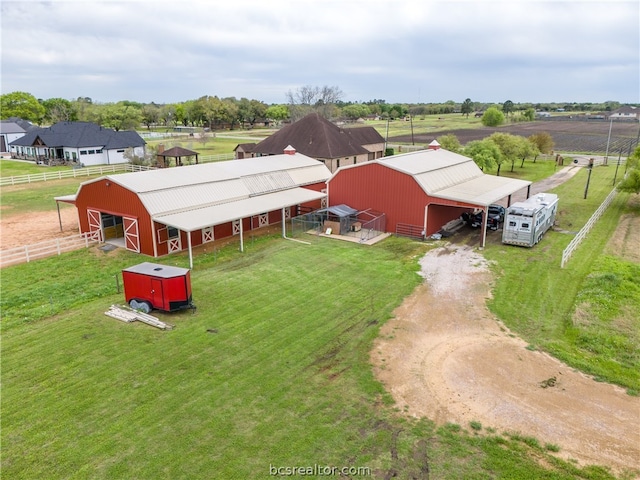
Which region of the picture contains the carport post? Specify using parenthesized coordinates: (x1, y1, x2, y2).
(56, 201, 63, 232)
(187, 231, 193, 269)
(481, 207, 488, 248)
(281, 207, 286, 238)
(239, 218, 244, 252)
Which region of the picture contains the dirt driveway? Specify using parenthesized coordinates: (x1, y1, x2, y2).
(371, 244, 640, 475)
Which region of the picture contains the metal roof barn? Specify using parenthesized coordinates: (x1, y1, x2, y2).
(56, 153, 331, 267)
(327, 149, 532, 246)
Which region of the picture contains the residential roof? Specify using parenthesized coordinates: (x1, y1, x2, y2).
(251, 113, 385, 159)
(67, 153, 331, 219)
(0, 122, 26, 134)
(9, 121, 145, 149)
(1, 117, 36, 132)
(234, 143, 257, 152)
(329, 148, 531, 207)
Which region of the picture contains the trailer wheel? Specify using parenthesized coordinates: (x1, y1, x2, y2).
(129, 299, 140, 310)
(138, 302, 152, 314)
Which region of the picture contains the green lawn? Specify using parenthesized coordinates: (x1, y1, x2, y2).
(2, 233, 629, 479)
(483, 165, 639, 392)
(0, 158, 72, 177)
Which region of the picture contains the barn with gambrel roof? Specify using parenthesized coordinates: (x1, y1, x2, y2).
(327, 148, 532, 246)
(56, 152, 330, 267)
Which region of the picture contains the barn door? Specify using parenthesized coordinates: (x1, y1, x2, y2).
(284, 207, 291, 220)
(232, 219, 241, 235)
(87, 209, 103, 241)
(123, 217, 140, 253)
(258, 213, 269, 227)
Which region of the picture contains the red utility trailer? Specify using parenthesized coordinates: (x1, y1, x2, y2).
(122, 262, 193, 313)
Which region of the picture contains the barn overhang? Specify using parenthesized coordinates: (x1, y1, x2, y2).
(429, 176, 532, 207)
(153, 187, 326, 232)
(152, 187, 326, 269)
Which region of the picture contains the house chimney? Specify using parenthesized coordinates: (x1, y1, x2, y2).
(428, 140, 441, 150)
(284, 145, 296, 155)
(157, 144, 165, 167)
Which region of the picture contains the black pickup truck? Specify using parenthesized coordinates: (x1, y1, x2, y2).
(463, 204, 505, 230)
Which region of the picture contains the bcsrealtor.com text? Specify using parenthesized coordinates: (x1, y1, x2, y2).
(269, 464, 371, 476)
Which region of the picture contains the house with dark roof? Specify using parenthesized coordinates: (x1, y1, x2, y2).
(0, 118, 37, 153)
(9, 121, 146, 166)
(235, 113, 385, 172)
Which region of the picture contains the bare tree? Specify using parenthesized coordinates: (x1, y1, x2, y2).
(286, 85, 343, 121)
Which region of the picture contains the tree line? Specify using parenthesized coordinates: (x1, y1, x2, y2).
(0, 89, 629, 132)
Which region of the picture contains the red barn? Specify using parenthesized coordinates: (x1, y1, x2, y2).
(56, 153, 330, 267)
(327, 149, 532, 246)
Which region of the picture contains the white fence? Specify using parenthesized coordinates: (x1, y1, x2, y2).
(0, 164, 155, 186)
(0, 233, 99, 268)
(560, 187, 618, 268)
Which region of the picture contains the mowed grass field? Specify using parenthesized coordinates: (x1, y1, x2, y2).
(2, 158, 639, 478)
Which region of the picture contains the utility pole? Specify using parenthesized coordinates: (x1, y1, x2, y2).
(604, 117, 613, 165)
(584, 158, 594, 199)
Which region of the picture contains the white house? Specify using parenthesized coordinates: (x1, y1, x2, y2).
(9, 121, 146, 166)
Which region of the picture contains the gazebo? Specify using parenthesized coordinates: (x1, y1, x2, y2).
(157, 146, 199, 167)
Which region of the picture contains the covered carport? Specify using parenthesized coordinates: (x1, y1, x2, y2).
(429, 174, 532, 247)
(153, 187, 326, 268)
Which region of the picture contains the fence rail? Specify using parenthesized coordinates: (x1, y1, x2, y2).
(560, 187, 618, 268)
(0, 164, 155, 186)
(0, 233, 99, 268)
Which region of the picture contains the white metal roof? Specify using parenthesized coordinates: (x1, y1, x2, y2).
(433, 175, 532, 206)
(83, 153, 328, 193)
(70, 153, 331, 217)
(154, 187, 326, 232)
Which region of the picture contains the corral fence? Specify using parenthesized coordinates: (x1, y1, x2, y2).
(0, 164, 155, 186)
(395, 223, 425, 240)
(0, 233, 99, 268)
(560, 187, 618, 268)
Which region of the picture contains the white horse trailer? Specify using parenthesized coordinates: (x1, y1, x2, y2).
(502, 193, 559, 247)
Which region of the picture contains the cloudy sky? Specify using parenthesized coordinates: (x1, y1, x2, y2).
(1, 0, 638, 105)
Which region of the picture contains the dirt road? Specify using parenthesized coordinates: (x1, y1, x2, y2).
(371, 244, 640, 475)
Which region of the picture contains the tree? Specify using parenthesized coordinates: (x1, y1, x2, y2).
(342, 104, 371, 120)
(464, 138, 501, 172)
(100, 102, 142, 131)
(0, 91, 45, 122)
(523, 107, 535, 121)
(141, 103, 161, 130)
(518, 137, 539, 169)
(265, 104, 289, 123)
(528, 132, 555, 161)
(436, 134, 462, 153)
(617, 146, 640, 194)
(488, 132, 521, 175)
(461, 98, 473, 118)
(286, 85, 343, 120)
(42, 97, 77, 123)
(481, 107, 505, 127)
(503, 100, 514, 117)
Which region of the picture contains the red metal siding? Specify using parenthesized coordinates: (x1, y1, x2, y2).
(328, 164, 480, 235)
(328, 163, 427, 232)
(75, 179, 155, 255)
